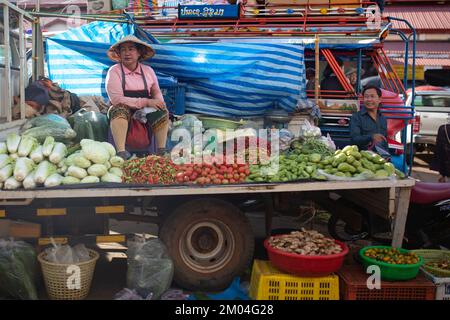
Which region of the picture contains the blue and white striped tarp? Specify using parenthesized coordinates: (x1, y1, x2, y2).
(46, 21, 306, 118)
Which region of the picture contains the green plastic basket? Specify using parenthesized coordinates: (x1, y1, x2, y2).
(359, 246, 424, 281)
(411, 249, 450, 278)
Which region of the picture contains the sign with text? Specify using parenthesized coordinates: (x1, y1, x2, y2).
(178, 4, 240, 20)
(392, 64, 425, 81)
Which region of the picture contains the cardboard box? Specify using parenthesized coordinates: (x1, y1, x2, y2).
(87, 0, 112, 14)
(0, 219, 41, 239)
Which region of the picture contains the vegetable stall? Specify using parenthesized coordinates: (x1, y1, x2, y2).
(0, 0, 425, 298)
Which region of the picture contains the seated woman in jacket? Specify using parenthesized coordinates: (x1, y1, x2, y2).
(105, 35, 169, 160)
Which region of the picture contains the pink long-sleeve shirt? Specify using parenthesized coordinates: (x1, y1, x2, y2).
(105, 63, 164, 109)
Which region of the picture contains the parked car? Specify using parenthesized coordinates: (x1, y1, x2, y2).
(398, 86, 450, 161)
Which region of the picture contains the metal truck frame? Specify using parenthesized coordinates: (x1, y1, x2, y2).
(0, 0, 416, 291)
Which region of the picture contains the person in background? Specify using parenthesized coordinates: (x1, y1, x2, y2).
(350, 85, 388, 151)
(345, 67, 365, 89)
(306, 68, 316, 92)
(431, 122, 450, 182)
(12, 82, 50, 119)
(320, 58, 345, 95)
(105, 35, 169, 160)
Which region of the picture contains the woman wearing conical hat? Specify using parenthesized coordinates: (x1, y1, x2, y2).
(105, 35, 169, 160)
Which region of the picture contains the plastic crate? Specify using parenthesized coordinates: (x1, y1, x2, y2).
(421, 268, 450, 300)
(249, 260, 339, 300)
(339, 265, 435, 300)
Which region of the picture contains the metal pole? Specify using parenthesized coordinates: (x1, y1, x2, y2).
(4, 5, 12, 122)
(315, 34, 319, 106)
(19, 14, 26, 120)
(356, 49, 362, 94)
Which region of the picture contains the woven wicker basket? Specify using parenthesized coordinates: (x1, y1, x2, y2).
(38, 249, 99, 300)
(412, 249, 450, 278)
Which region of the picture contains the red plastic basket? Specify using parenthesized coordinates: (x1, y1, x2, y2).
(264, 237, 349, 277)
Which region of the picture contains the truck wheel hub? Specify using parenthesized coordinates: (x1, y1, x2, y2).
(180, 220, 235, 273)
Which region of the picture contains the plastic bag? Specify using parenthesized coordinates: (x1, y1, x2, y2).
(161, 289, 190, 300)
(279, 129, 295, 152)
(317, 169, 396, 181)
(44, 242, 91, 264)
(133, 107, 158, 124)
(299, 119, 322, 138)
(126, 237, 174, 300)
(318, 134, 336, 152)
(114, 288, 153, 300)
(21, 114, 71, 131)
(172, 114, 202, 136)
(0, 239, 38, 300)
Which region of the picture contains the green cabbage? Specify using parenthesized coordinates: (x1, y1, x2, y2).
(62, 176, 81, 185)
(6, 133, 21, 154)
(66, 166, 88, 179)
(13, 157, 35, 182)
(0, 154, 11, 169)
(44, 173, 64, 187)
(34, 161, 57, 184)
(18, 136, 38, 157)
(101, 142, 116, 157)
(42, 136, 55, 157)
(101, 173, 122, 183)
(87, 164, 107, 177)
(49, 143, 67, 164)
(81, 176, 100, 183)
(29, 145, 44, 164)
(0, 165, 13, 183)
(110, 156, 125, 168)
(23, 171, 37, 189)
(81, 141, 110, 164)
(109, 167, 123, 178)
(4, 177, 22, 190)
(0, 142, 7, 154)
(72, 155, 91, 169)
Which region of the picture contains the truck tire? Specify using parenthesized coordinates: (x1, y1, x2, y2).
(159, 198, 254, 291)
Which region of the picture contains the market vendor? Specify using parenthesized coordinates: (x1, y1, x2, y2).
(350, 85, 389, 152)
(105, 35, 169, 160)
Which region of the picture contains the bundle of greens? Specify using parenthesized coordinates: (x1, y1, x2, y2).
(0, 239, 38, 300)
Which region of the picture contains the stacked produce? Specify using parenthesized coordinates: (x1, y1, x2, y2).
(123, 156, 177, 185)
(62, 139, 123, 185)
(319, 145, 405, 180)
(20, 114, 76, 144)
(268, 229, 343, 256)
(175, 161, 250, 185)
(247, 141, 406, 183)
(246, 139, 332, 183)
(0, 134, 123, 189)
(363, 248, 420, 265)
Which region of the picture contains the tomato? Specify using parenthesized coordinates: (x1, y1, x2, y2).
(234, 174, 240, 180)
(184, 176, 190, 182)
(232, 164, 238, 169)
(205, 178, 211, 184)
(229, 179, 236, 184)
(238, 167, 246, 173)
(222, 179, 229, 184)
(218, 174, 224, 180)
(245, 169, 250, 175)
(210, 169, 217, 175)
